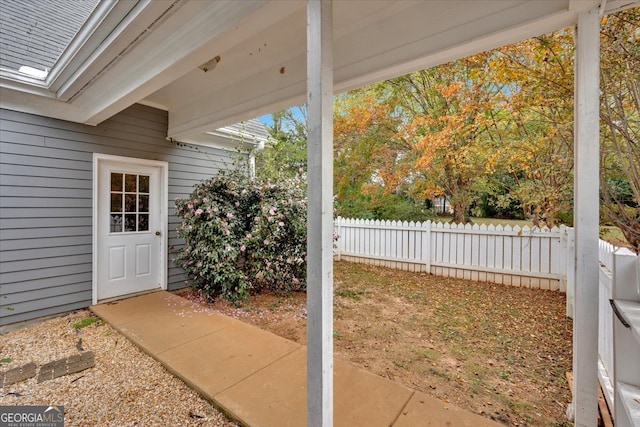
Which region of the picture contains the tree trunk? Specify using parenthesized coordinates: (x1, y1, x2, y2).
(452, 199, 469, 224)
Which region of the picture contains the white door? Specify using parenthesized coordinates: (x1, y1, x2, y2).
(95, 156, 167, 302)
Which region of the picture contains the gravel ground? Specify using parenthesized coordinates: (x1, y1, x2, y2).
(0, 309, 238, 427)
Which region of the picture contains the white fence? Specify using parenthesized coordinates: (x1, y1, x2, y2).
(335, 217, 571, 292)
(596, 241, 639, 412)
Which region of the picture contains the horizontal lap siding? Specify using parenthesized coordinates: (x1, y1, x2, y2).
(0, 105, 233, 326)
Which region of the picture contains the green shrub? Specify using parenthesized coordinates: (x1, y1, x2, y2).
(556, 210, 573, 226)
(174, 169, 307, 303)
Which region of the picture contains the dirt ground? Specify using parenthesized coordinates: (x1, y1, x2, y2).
(182, 261, 573, 427)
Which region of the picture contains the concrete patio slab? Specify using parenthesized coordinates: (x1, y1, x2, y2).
(91, 291, 200, 326)
(92, 291, 503, 427)
(115, 310, 234, 354)
(216, 348, 414, 427)
(214, 347, 307, 427)
(334, 359, 413, 426)
(157, 321, 300, 397)
(393, 390, 501, 427)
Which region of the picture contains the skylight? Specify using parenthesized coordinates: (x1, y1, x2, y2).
(0, 0, 100, 80)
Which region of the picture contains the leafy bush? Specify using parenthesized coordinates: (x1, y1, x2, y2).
(555, 210, 573, 226)
(336, 192, 437, 222)
(174, 169, 307, 303)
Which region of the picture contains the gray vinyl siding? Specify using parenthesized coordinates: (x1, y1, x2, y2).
(0, 104, 235, 326)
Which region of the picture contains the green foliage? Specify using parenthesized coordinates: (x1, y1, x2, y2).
(257, 106, 308, 180)
(555, 210, 573, 226)
(599, 9, 640, 252)
(174, 168, 307, 303)
(604, 178, 635, 207)
(469, 174, 525, 219)
(336, 191, 436, 222)
(72, 316, 102, 330)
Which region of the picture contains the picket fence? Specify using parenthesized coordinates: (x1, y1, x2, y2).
(596, 240, 639, 412)
(334, 217, 571, 292)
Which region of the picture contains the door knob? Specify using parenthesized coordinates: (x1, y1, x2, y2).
(155, 231, 161, 236)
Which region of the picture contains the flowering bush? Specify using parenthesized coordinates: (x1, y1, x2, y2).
(174, 169, 307, 302)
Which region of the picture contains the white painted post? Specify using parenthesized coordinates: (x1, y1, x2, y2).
(571, 7, 600, 426)
(336, 217, 342, 262)
(307, 1, 333, 426)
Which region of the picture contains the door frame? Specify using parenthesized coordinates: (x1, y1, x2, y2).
(92, 153, 169, 304)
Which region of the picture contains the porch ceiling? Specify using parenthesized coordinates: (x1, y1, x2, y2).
(150, 0, 601, 143)
(1, 0, 637, 144)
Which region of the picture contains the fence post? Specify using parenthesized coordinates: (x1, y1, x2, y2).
(565, 227, 575, 319)
(335, 217, 342, 261)
(611, 247, 640, 301)
(559, 225, 567, 293)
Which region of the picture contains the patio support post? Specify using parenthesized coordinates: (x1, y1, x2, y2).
(572, 7, 600, 426)
(306, 0, 334, 426)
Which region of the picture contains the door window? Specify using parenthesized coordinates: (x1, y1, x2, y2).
(110, 173, 150, 233)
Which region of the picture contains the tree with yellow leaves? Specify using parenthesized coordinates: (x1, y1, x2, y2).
(599, 8, 639, 251)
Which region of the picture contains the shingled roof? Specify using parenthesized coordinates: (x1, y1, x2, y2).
(0, 0, 99, 76)
(217, 120, 270, 144)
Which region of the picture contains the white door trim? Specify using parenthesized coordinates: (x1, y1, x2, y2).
(92, 153, 169, 305)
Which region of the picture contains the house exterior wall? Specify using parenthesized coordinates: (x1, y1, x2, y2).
(0, 104, 235, 326)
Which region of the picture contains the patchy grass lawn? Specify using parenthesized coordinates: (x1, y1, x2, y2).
(183, 261, 573, 427)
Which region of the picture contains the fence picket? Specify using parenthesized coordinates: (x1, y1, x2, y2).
(457, 226, 465, 265)
(471, 227, 480, 267)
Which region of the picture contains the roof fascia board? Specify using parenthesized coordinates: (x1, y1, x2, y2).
(48, 0, 140, 95)
(55, 0, 179, 102)
(0, 72, 54, 96)
(75, 0, 268, 126)
(0, 86, 86, 123)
